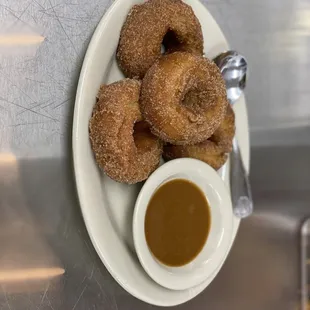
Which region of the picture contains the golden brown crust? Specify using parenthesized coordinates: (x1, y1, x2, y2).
(164, 141, 228, 170)
(89, 79, 162, 184)
(163, 105, 235, 170)
(140, 52, 227, 145)
(209, 104, 235, 152)
(117, 0, 203, 79)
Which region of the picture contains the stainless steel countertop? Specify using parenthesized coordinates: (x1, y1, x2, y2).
(1, 0, 310, 309)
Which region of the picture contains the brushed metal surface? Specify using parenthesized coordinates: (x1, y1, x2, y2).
(301, 218, 310, 310)
(0, 0, 310, 309)
(208, 0, 310, 146)
(1, 147, 309, 310)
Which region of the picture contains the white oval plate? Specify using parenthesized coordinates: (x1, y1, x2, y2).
(73, 0, 250, 306)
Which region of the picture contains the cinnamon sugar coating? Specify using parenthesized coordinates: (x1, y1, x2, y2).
(163, 105, 235, 170)
(89, 79, 162, 184)
(117, 0, 203, 79)
(141, 52, 227, 145)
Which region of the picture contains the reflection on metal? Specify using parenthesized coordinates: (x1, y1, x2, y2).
(255, 212, 297, 231)
(294, 10, 310, 33)
(0, 268, 65, 283)
(301, 219, 310, 310)
(0, 153, 16, 164)
(0, 35, 44, 46)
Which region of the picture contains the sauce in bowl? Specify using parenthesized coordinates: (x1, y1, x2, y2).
(144, 179, 211, 267)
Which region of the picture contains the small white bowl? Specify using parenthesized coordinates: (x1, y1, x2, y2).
(133, 158, 233, 291)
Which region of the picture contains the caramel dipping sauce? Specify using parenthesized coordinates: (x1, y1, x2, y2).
(144, 179, 211, 267)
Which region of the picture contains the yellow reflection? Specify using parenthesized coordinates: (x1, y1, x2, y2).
(0, 268, 65, 282)
(0, 35, 44, 46)
(295, 10, 310, 30)
(0, 153, 17, 164)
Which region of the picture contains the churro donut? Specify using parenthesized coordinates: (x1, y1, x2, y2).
(117, 0, 203, 79)
(141, 52, 227, 145)
(89, 79, 162, 184)
(209, 104, 235, 152)
(164, 141, 228, 170)
(163, 105, 235, 170)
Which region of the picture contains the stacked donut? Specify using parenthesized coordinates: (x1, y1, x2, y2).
(89, 0, 235, 184)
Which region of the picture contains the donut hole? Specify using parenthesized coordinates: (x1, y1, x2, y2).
(133, 121, 157, 152)
(182, 89, 206, 111)
(162, 30, 182, 53)
(180, 89, 210, 123)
